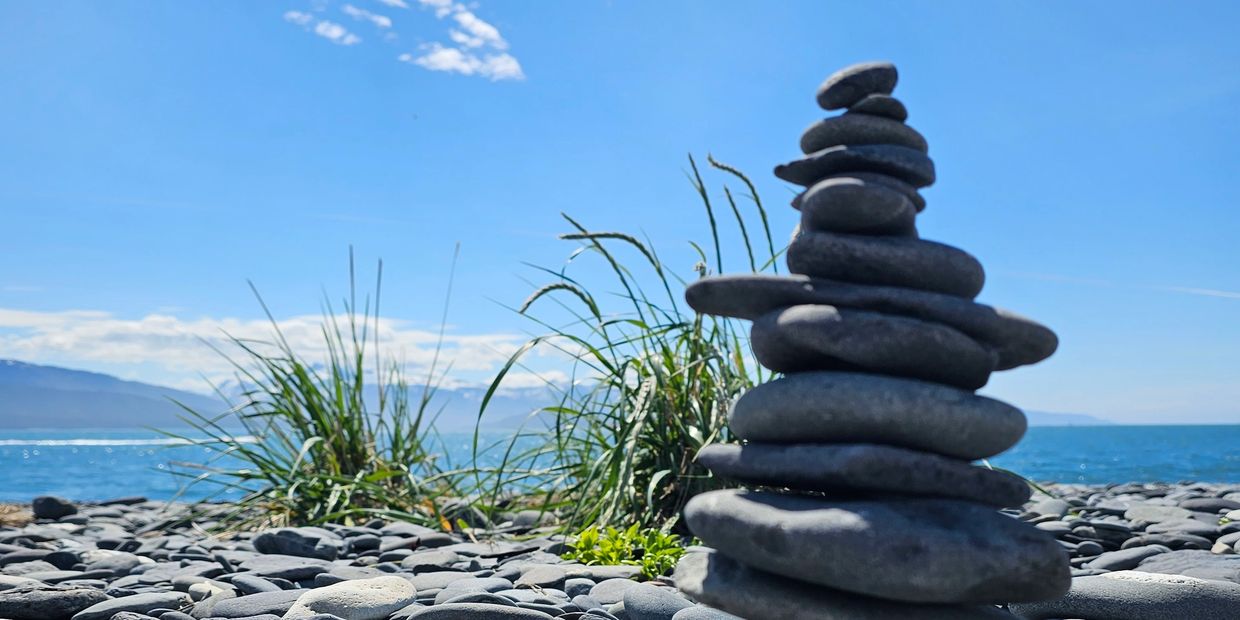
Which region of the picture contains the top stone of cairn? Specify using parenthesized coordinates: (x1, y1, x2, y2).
(816, 61, 898, 110)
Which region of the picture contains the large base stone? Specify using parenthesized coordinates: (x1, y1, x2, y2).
(683, 490, 1070, 604)
(675, 550, 1016, 619)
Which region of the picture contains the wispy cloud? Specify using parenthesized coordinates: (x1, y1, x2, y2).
(281, 1, 523, 81)
(398, 44, 522, 81)
(1159, 286, 1240, 300)
(341, 4, 392, 29)
(1000, 271, 1240, 301)
(402, 0, 524, 81)
(285, 10, 363, 45)
(0, 307, 537, 392)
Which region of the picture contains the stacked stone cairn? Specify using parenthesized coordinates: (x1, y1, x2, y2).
(673, 61, 1073, 618)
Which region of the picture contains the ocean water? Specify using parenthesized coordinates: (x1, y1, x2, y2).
(1, 426, 1237, 501)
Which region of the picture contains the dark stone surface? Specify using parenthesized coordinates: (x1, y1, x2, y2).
(794, 171, 926, 212)
(236, 555, 331, 581)
(683, 490, 1069, 604)
(800, 114, 928, 154)
(696, 443, 1031, 507)
(1085, 545, 1171, 571)
(816, 61, 898, 110)
(408, 603, 556, 618)
(727, 371, 1025, 459)
(796, 177, 917, 236)
(787, 230, 984, 298)
(207, 589, 308, 618)
(622, 583, 693, 620)
(776, 144, 935, 187)
(684, 274, 1055, 369)
(674, 551, 1017, 619)
(32, 496, 78, 520)
(68, 591, 191, 620)
(846, 94, 908, 121)
(1136, 550, 1240, 583)
(252, 528, 340, 561)
(0, 583, 111, 620)
(750, 305, 996, 390)
(1009, 570, 1240, 620)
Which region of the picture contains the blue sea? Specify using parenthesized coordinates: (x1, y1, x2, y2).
(1, 426, 1237, 501)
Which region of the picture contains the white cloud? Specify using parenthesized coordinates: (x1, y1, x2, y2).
(342, 4, 392, 29)
(313, 20, 363, 45)
(418, 0, 456, 18)
(0, 307, 531, 392)
(399, 44, 524, 81)
(401, 0, 522, 80)
(283, 10, 315, 26)
(376, 0, 410, 8)
(451, 10, 506, 50)
(449, 29, 484, 48)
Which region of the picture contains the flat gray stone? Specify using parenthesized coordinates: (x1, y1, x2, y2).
(683, 490, 1069, 603)
(751, 305, 996, 390)
(1145, 518, 1219, 537)
(684, 274, 1055, 369)
(675, 551, 1017, 619)
(1121, 533, 1214, 550)
(1085, 545, 1171, 571)
(1029, 499, 1071, 518)
(796, 171, 926, 212)
(1009, 570, 1240, 620)
(236, 555, 331, 581)
(409, 603, 555, 618)
(589, 578, 639, 605)
(1125, 504, 1192, 523)
(728, 371, 1025, 459)
(696, 443, 1031, 507)
(69, 591, 191, 620)
(788, 230, 984, 298)
(1136, 549, 1240, 583)
(776, 144, 935, 188)
(796, 177, 917, 236)
(672, 605, 744, 620)
(816, 61, 898, 110)
(284, 576, 418, 619)
(623, 583, 693, 620)
(1181, 497, 1240, 513)
(846, 95, 908, 121)
(207, 589, 307, 617)
(800, 114, 928, 154)
(0, 583, 111, 620)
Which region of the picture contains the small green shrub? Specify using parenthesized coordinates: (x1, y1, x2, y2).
(563, 524, 688, 580)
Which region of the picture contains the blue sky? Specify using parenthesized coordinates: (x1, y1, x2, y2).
(1, 1, 1237, 423)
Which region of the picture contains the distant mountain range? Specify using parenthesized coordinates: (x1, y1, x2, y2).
(0, 359, 553, 431)
(0, 359, 1117, 429)
(1025, 410, 1115, 427)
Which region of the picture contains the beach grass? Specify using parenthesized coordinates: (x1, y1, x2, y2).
(473, 155, 780, 533)
(163, 252, 466, 530)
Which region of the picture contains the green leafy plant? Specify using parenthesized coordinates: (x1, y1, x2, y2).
(563, 524, 689, 580)
(475, 155, 779, 533)
(163, 254, 465, 530)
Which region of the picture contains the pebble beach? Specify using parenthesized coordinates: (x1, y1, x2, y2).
(0, 482, 1237, 620)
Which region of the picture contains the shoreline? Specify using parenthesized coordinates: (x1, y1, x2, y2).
(0, 481, 1237, 619)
